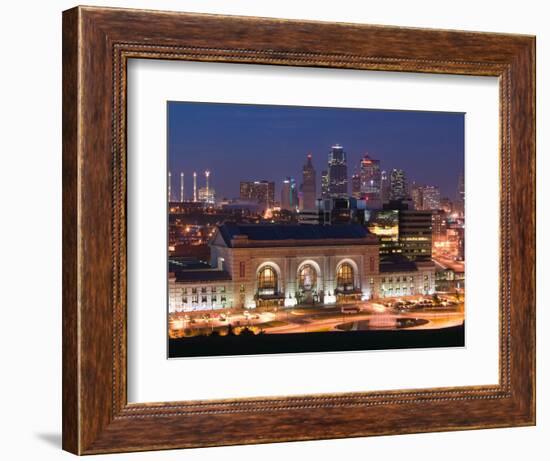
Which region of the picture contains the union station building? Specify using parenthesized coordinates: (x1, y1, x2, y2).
(169, 223, 435, 313)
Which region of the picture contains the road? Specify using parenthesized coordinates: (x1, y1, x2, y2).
(170, 298, 465, 337)
(265, 309, 464, 334)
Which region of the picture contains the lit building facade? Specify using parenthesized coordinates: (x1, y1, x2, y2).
(411, 184, 441, 211)
(380, 170, 390, 204)
(327, 144, 348, 198)
(359, 154, 382, 208)
(300, 154, 317, 210)
(198, 187, 215, 204)
(239, 180, 275, 209)
(399, 209, 433, 260)
(367, 209, 401, 257)
(390, 168, 408, 201)
(321, 170, 329, 199)
(169, 223, 436, 313)
(351, 173, 361, 199)
(281, 177, 298, 211)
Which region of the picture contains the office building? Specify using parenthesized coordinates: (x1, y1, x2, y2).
(300, 153, 317, 210)
(359, 154, 382, 208)
(281, 177, 298, 211)
(327, 144, 348, 197)
(390, 168, 407, 201)
(321, 170, 330, 199)
(351, 173, 361, 199)
(240, 180, 275, 209)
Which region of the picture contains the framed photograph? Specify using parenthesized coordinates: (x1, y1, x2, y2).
(62, 6, 535, 455)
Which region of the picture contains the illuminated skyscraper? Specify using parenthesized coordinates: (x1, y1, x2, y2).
(411, 184, 440, 210)
(390, 168, 407, 201)
(180, 172, 184, 202)
(193, 171, 198, 202)
(421, 185, 440, 210)
(359, 154, 382, 208)
(300, 153, 317, 210)
(380, 170, 390, 204)
(321, 170, 329, 199)
(411, 182, 423, 210)
(168, 171, 172, 201)
(351, 173, 361, 199)
(281, 177, 298, 211)
(327, 144, 348, 198)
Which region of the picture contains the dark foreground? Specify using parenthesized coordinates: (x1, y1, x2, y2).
(168, 323, 465, 358)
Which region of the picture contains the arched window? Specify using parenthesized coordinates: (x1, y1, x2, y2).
(258, 266, 277, 295)
(299, 264, 317, 291)
(337, 263, 354, 291)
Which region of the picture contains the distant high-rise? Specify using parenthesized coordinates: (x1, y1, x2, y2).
(412, 184, 441, 211)
(421, 185, 441, 210)
(351, 173, 361, 199)
(168, 171, 172, 201)
(240, 180, 275, 209)
(457, 173, 465, 217)
(180, 172, 185, 202)
(359, 154, 382, 208)
(390, 168, 407, 201)
(327, 144, 348, 198)
(300, 153, 317, 210)
(193, 172, 198, 202)
(281, 177, 298, 211)
(321, 170, 329, 199)
(411, 182, 423, 210)
(380, 170, 390, 204)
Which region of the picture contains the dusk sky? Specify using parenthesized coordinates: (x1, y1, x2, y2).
(168, 102, 464, 201)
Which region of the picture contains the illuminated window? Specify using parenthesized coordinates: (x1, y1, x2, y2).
(299, 264, 317, 291)
(336, 263, 354, 292)
(258, 266, 277, 295)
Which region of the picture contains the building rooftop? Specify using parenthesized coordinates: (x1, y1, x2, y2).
(379, 256, 419, 273)
(217, 223, 376, 248)
(174, 269, 232, 283)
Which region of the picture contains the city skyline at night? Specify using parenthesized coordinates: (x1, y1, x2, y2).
(168, 101, 464, 202)
(167, 100, 465, 357)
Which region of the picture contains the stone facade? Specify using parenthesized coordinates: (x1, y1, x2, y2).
(168, 224, 435, 313)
